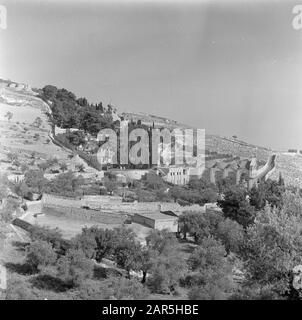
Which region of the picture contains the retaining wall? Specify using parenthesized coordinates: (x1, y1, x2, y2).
(42, 206, 126, 224)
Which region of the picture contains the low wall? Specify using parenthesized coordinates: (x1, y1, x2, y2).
(109, 169, 149, 181)
(41, 193, 207, 226)
(42, 194, 122, 209)
(42, 206, 127, 224)
(42, 194, 82, 208)
(42, 193, 206, 215)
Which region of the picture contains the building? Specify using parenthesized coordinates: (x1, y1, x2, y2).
(155, 164, 204, 186)
(161, 166, 190, 185)
(132, 211, 178, 232)
(109, 169, 149, 181)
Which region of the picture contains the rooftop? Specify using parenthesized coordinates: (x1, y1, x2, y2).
(135, 211, 178, 220)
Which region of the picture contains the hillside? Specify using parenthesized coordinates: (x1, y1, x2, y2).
(0, 81, 98, 177)
(1, 79, 302, 188)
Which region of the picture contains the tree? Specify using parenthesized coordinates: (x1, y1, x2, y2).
(229, 284, 281, 300)
(4, 111, 13, 122)
(148, 253, 187, 294)
(169, 178, 218, 206)
(146, 229, 178, 255)
(278, 172, 285, 187)
(6, 278, 38, 300)
(0, 174, 9, 201)
(186, 236, 233, 300)
(249, 184, 266, 210)
(263, 179, 285, 208)
(143, 172, 165, 190)
(7, 152, 18, 163)
(66, 131, 86, 146)
(57, 249, 94, 287)
(71, 228, 97, 259)
(74, 277, 150, 300)
(33, 117, 42, 128)
(140, 230, 179, 284)
(38, 161, 51, 172)
(249, 179, 285, 210)
(26, 240, 57, 271)
(75, 226, 135, 263)
(24, 170, 48, 194)
(215, 218, 244, 255)
(178, 211, 214, 242)
(188, 177, 217, 192)
(0, 197, 19, 222)
(42, 85, 58, 100)
(239, 204, 302, 297)
(169, 186, 183, 202)
(73, 279, 110, 300)
(103, 177, 118, 195)
(46, 171, 84, 197)
(76, 163, 85, 173)
(107, 277, 150, 300)
(114, 240, 142, 278)
(20, 163, 29, 173)
(282, 190, 302, 218)
(60, 162, 68, 172)
(29, 225, 66, 252)
(77, 97, 88, 107)
(218, 185, 256, 228)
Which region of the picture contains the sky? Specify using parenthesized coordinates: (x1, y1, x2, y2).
(1, 0, 302, 151)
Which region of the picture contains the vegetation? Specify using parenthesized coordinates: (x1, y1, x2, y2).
(3, 129, 302, 301)
(45, 171, 84, 197)
(40, 85, 113, 135)
(218, 184, 256, 228)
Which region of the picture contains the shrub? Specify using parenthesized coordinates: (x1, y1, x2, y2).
(26, 240, 57, 271)
(57, 249, 94, 287)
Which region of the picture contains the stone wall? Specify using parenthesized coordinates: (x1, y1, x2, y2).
(42, 206, 127, 224)
(41, 193, 206, 224)
(109, 169, 149, 181)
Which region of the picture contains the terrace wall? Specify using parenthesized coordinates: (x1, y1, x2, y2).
(42, 206, 127, 224)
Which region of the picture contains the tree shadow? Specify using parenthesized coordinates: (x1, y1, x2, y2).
(179, 242, 197, 255)
(93, 266, 107, 280)
(30, 274, 71, 293)
(93, 265, 123, 280)
(5, 262, 34, 275)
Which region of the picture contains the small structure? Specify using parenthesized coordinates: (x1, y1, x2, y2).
(162, 166, 190, 185)
(132, 211, 178, 232)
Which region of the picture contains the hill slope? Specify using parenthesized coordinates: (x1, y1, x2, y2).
(0, 81, 97, 176)
(1, 79, 302, 187)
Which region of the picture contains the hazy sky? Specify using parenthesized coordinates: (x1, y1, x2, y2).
(1, 0, 302, 150)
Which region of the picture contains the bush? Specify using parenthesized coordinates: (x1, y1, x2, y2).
(148, 254, 186, 294)
(26, 240, 57, 271)
(6, 278, 38, 300)
(106, 277, 150, 300)
(57, 249, 94, 287)
(29, 225, 65, 251)
(215, 218, 244, 255)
